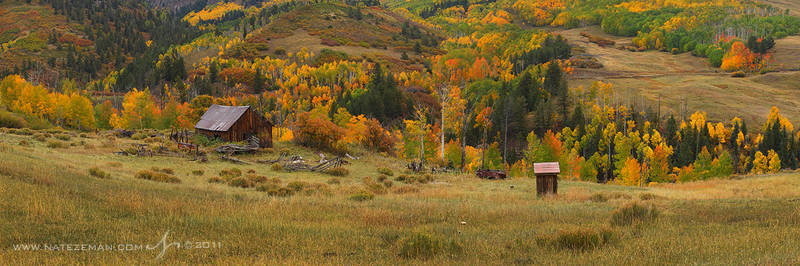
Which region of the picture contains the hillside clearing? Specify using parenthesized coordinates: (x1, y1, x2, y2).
(1, 130, 800, 264)
(560, 26, 800, 125)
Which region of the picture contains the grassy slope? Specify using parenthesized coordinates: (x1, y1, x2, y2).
(563, 26, 800, 126)
(246, 3, 439, 71)
(1, 130, 800, 264)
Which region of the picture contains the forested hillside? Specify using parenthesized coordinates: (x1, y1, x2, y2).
(2, 0, 800, 185)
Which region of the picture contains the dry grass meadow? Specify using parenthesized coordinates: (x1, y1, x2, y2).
(1, 129, 800, 264)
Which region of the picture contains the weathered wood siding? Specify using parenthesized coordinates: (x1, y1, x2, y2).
(536, 174, 558, 196)
(196, 108, 273, 147)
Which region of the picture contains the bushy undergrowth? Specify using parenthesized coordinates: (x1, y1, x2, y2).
(362, 177, 387, 194)
(219, 168, 242, 178)
(349, 190, 374, 201)
(324, 167, 349, 176)
(398, 233, 462, 259)
(610, 203, 659, 226)
(377, 167, 394, 176)
(256, 180, 328, 197)
(192, 170, 204, 176)
(88, 167, 110, 179)
(151, 167, 174, 175)
(0, 111, 28, 128)
(46, 140, 68, 148)
(536, 227, 617, 251)
(395, 174, 433, 184)
(135, 170, 181, 183)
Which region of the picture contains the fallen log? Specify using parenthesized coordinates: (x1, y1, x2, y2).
(221, 154, 250, 164)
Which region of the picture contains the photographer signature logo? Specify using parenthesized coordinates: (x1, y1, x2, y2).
(146, 230, 223, 260)
(146, 231, 180, 259)
(12, 230, 222, 260)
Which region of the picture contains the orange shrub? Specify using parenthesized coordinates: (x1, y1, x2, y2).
(293, 112, 345, 153)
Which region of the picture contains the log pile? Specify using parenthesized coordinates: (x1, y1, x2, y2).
(259, 152, 348, 172)
(214, 136, 261, 154)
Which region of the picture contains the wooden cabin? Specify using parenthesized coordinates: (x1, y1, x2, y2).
(533, 162, 560, 196)
(194, 105, 273, 148)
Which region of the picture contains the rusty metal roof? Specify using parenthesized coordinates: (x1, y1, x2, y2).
(533, 162, 560, 174)
(194, 105, 250, 132)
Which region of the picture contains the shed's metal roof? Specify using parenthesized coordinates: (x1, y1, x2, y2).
(194, 105, 250, 132)
(533, 162, 560, 174)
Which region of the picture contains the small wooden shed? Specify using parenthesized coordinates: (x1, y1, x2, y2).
(533, 162, 560, 196)
(194, 104, 273, 147)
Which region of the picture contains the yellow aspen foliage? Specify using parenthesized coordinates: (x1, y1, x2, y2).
(751, 151, 768, 174)
(616, 157, 642, 186)
(767, 150, 781, 173)
(764, 106, 793, 132)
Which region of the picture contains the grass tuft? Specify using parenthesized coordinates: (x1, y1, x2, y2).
(88, 167, 110, 179)
(324, 167, 349, 176)
(610, 203, 659, 226)
(349, 190, 374, 201)
(377, 167, 394, 176)
(135, 170, 181, 184)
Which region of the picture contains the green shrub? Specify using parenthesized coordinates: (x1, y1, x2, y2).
(610, 203, 658, 226)
(192, 170, 204, 176)
(325, 167, 349, 176)
(271, 163, 283, 171)
(228, 177, 254, 188)
(287, 181, 309, 192)
(0, 111, 28, 128)
(399, 233, 441, 259)
(554, 228, 604, 251)
(349, 190, 375, 201)
(88, 167, 110, 179)
(46, 140, 67, 148)
(377, 167, 394, 176)
(192, 134, 221, 146)
(383, 180, 394, 188)
(327, 177, 341, 185)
